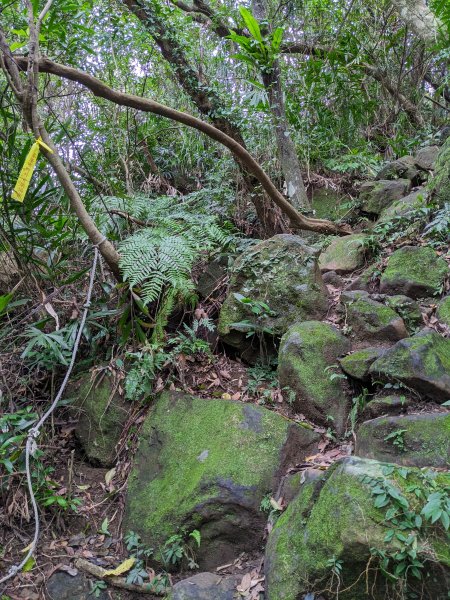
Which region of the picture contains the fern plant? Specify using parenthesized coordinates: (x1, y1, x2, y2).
(106, 194, 234, 339)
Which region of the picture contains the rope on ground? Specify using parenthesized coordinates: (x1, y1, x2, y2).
(0, 245, 101, 588)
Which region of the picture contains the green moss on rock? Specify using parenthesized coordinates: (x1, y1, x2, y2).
(344, 296, 408, 342)
(265, 457, 450, 599)
(319, 234, 369, 274)
(380, 245, 448, 298)
(428, 137, 450, 207)
(359, 179, 411, 215)
(369, 329, 450, 402)
(437, 296, 450, 326)
(218, 235, 328, 352)
(278, 321, 350, 434)
(339, 347, 385, 381)
(356, 412, 450, 468)
(69, 370, 131, 467)
(124, 392, 319, 569)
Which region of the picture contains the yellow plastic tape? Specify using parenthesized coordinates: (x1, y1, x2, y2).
(11, 137, 54, 202)
(103, 556, 136, 577)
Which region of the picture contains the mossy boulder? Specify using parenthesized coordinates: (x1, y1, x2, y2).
(68, 369, 131, 467)
(376, 188, 428, 228)
(428, 136, 450, 207)
(437, 296, 450, 326)
(361, 394, 413, 420)
(359, 179, 411, 215)
(278, 321, 350, 434)
(375, 156, 419, 182)
(380, 246, 448, 298)
(382, 294, 423, 333)
(124, 392, 319, 569)
(265, 457, 450, 600)
(415, 146, 440, 171)
(369, 329, 450, 402)
(318, 234, 369, 274)
(356, 412, 450, 468)
(218, 235, 328, 355)
(342, 295, 408, 343)
(339, 347, 386, 381)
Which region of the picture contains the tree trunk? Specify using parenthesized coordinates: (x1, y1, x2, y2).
(252, 0, 310, 212)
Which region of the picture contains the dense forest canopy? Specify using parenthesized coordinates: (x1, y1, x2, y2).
(0, 0, 449, 599)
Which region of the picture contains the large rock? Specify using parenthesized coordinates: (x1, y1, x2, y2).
(68, 369, 131, 467)
(380, 246, 448, 298)
(339, 347, 386, 381)
(218, 235, 328, 352)
(124, 392, 319, 569)
(382, 294, 423, 333)
(437, 295, 450, 326)
(428, 136, 450, 206)
(375, 155, 419, 182)
(341, 294, 408, 343)
(375, 188, 428, 227)
(369, 329, 450, 402)
(278, 321, 350, 433)
(361, 394, 413, 420)
(356, 412, 450, 468)
(414, 145, 440, 171)
(265, 457, 450, 600)
(359, 179, 411, 215)
(46, 571, 109, 600)
(318, 234, 369, 274)
(168, 572, 241, 599)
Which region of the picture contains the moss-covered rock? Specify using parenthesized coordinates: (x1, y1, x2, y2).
(124, 392, 319, 569)
(369, 329, 450, 402)
(339, 347, 386, 381)
(375, 156, 419, 182)
(359, 179, 411, 215)
(346, 262, 381, 292)
(342, 295, 408, 343)
(376, 188, 428, 227)
(361, 394, 413, 420)
(437, 296, 450, 326)
(218, 235, 328, 356)
(382, 294, 423, 333)
(278, 321, 350, 433)
(265, 457, 450, 600)
(356, 412, 450, 468)
(68, 369, 131, 467)
(361, 408, 448, 456)
(380, 245, 448, 298)
(428, 136, 450, 207)
(318, 234, 369, 274)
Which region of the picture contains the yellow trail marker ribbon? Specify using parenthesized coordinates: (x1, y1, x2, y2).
(103, 556, 136, 577)
(11, 137, 54, 202)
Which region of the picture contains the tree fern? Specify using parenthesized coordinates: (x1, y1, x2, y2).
(112, 193, 235, 338)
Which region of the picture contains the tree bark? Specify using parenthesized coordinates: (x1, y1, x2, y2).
(13, 56, 351, 236)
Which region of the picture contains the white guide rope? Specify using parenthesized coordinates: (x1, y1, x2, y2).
(0, 243, 102, 587)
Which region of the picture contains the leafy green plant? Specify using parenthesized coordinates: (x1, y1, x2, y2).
(124, 344, 170, 401)
(347, 389, 369, 437)
(0, 408, 37, 475)
(231, 293, 276, 338)
(384, 429, 407, 452)
(161, 529, 201, 570)
(32, 460, 82, 512)
(229, 7, 284, 72)
(21, 325, 72, 369)
(324, 364, 347, 382)
(90, 580, 107, 598)
(423, 203, 450, 246)
(245, 362, 278, 404)
(362, 465, 450, 586)
(260, 493, 283, 523)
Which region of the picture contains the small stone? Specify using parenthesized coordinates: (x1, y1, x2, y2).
(355, 412, 450, 468)
(369, 329, 450, 402)
(339, 347, 386, 381)
(278, 321, 350, 434)
(382, 294, 423, 333)
(46, 571, 109, 600)
(380, 246, 448, 298)
(359, 179, 411, 215)
(319, 234, 369, 274)
(322, 270, 346, 286)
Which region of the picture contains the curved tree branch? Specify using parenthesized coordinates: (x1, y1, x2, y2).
(14, 55, 350, 236)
